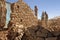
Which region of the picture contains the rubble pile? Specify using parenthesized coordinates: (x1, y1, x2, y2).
(0, 24, 60, 40)
(0, 0, 60, 40)
(0, 24, 25, 40)
(7, 23, 25, 40)
(0, 30, 8, 40)
(21, 25, 60, 40)
(48, 18, 60, 31)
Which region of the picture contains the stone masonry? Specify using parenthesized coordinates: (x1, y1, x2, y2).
(0, 0, 7, 28)
(10, 0, 38, 28)
(0, 0, 60, 40)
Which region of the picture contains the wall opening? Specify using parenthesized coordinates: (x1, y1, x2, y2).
(17, 5, 19, 9)
(6, 3, 11, 28)
(21, 19, 22, 22)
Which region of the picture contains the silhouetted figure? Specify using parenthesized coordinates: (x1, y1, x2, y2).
(41, 11, 48, 27)
(34, 6, 38, 17)
(41, 11, 48, 21)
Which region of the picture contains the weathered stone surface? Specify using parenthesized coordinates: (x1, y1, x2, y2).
(21, 25, 53, 40)
(0, 0, 60, 40)
(0, 30, 8, 40)
(10, 0, 38, 28)
(47, 17, 60, 32)
(46, 37, 57, 40)
(52, 31, 60, 36)
(36, 37, 44, 40)
(7, 24, 25, 40)
(0, 0, 6, 28)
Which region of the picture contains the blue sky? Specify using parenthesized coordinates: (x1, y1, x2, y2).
(6, 0, 60, 19)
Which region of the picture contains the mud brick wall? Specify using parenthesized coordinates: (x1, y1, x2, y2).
(10, 0, 38, 27)
(0, 0, 6, 27)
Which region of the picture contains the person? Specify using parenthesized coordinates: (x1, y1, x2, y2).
(34, 6, 38, 16)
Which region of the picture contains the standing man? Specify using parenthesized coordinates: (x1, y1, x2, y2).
(34, 5, 38, 17)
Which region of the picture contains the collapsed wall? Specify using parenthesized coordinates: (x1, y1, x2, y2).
(10, 0, 38, 28)
(21, 25, 60, 40)
(0, 0, 7, 28)
(0, 0, 38, 40)
(0, 0, 60, 40)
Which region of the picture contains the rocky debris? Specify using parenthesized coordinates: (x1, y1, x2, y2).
(45, 37, 57, 40)
(0, 0, 60, 40)
(21, 25, 54, 40)
(0, 24, 60, 40)
(51, 31, 60, 37)
(0, 30, 8, 40)
(7, 24, 25, 40)
(47, 18, 60, 32)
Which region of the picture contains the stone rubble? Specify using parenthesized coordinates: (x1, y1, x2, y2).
(21, 25, 60, 40)
(0, 0, 60, 40)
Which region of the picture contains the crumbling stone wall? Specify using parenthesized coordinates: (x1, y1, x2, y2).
(0, 30, 8, 40)
(0, 0, 7, 28)
(0, 24, 60, 40)
(7, 23, 25, 40)
(0, 0, 60, 40)
(10, 0, 38, 28)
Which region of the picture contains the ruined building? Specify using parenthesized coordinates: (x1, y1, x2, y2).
(10, 0, 38, 28)
(1, 0, 60, 40)
(0, 0, 7, 28)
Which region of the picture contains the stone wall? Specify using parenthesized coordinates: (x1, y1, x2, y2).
(0, 30, 8, 40)
(0, 0, 60, 40)
(10, 0, 38, 28)
(0, 0, 6, 28)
